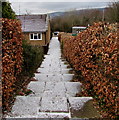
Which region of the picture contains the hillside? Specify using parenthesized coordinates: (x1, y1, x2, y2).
(49, 7, 108, 18)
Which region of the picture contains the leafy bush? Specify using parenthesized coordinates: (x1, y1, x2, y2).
(21, 40, 44, 77)
(61, 22, 118, 119)
(1, 1, 16, 19)
(2, 18, 23, 112)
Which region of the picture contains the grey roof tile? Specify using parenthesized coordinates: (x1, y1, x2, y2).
(17, 15, 48, 32)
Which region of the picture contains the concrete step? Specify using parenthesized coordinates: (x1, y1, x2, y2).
(34, 73, 74, 82)
(27, 82, 82, 97)
(34, 74, 63, 82)
(40, 62, 68, 68)
(11, 96, 41, 117)
(6, 113, 71, 119)
(39, 97, 69, 112)
(62, 74, 74, 81)
(9, 96, 94, 118)
(38, 112, 71, 118)
(27, 81, 46, 96)
(68, 97, 100, 118)
(43, 82, 66, 97)
(37, 68, 70, 74)
(9, 96, 70, 118)
(68, 97, 93, 110)
(65, 82, 82, 97)
(5, 37, 93, 119)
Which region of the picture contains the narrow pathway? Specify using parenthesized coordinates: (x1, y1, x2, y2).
(6, 37, 93, 119)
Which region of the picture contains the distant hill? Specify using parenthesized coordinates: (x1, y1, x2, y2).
(49, 12, 65, 18)
(49, 6, 108, 19)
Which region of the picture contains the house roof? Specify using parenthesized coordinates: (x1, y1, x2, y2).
(17, 14, 49, 33)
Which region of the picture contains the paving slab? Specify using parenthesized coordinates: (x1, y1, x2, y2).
(68, 97, 93, 110)
(11, 96, 41, 116)
(45, 82, 56, 91)
(65, 82, 82, 97)
(45, 74, 63, 82)
(34, 74, 63, 82)
(42, 60, 60, 64)
(27, 82, 46, 94)
(52, 74, 63, 81)
(37, 68, 62, 74)
(37, 68, 50, 73)
(34, 74, 49, 81)
(69, 97, 100, 118)
(43, 82, 66, 97)
(39, 97, 69, 112)
(62, 74, 74, 81)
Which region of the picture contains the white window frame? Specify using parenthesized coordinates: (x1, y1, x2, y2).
(30, 33, 42, 40)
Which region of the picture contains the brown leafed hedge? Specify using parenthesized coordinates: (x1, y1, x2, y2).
(59, 22, 119, 118)
(2, 18, 23, 111)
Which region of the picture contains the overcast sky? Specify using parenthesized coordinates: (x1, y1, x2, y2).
(8, 0, 118, 15)
(9, 0, 118, 2)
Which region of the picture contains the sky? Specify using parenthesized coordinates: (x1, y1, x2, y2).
(8, 0, 118, 15)
(9, 0, 118, 2)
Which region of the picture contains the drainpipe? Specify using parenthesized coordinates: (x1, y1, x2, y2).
(45, 32, 47, 46)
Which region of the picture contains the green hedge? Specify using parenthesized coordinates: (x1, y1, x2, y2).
(21, 40, 44, 77)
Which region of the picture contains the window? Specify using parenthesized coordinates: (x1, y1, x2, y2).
(30, 34, 33, 39)
(30, 33, 42, 40)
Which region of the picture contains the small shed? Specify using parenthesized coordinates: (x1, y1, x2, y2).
(72, 26, 87, 34)
(17, 14, 51, 47)
(53, 31, 59, 36)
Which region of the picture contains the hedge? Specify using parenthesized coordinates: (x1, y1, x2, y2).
(60, 22, 118, 119)
(21, 40, 44, 77)
(2, 18, 44, 112)
(2, 18, 23, 111)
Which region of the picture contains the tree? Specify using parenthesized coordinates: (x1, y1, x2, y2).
(105, 2, 119, 23)
(1, 1, 16, 19)
(0, 1, 2, 17)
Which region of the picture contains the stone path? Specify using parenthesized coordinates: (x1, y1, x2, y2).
(6, 37, 93, 119)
